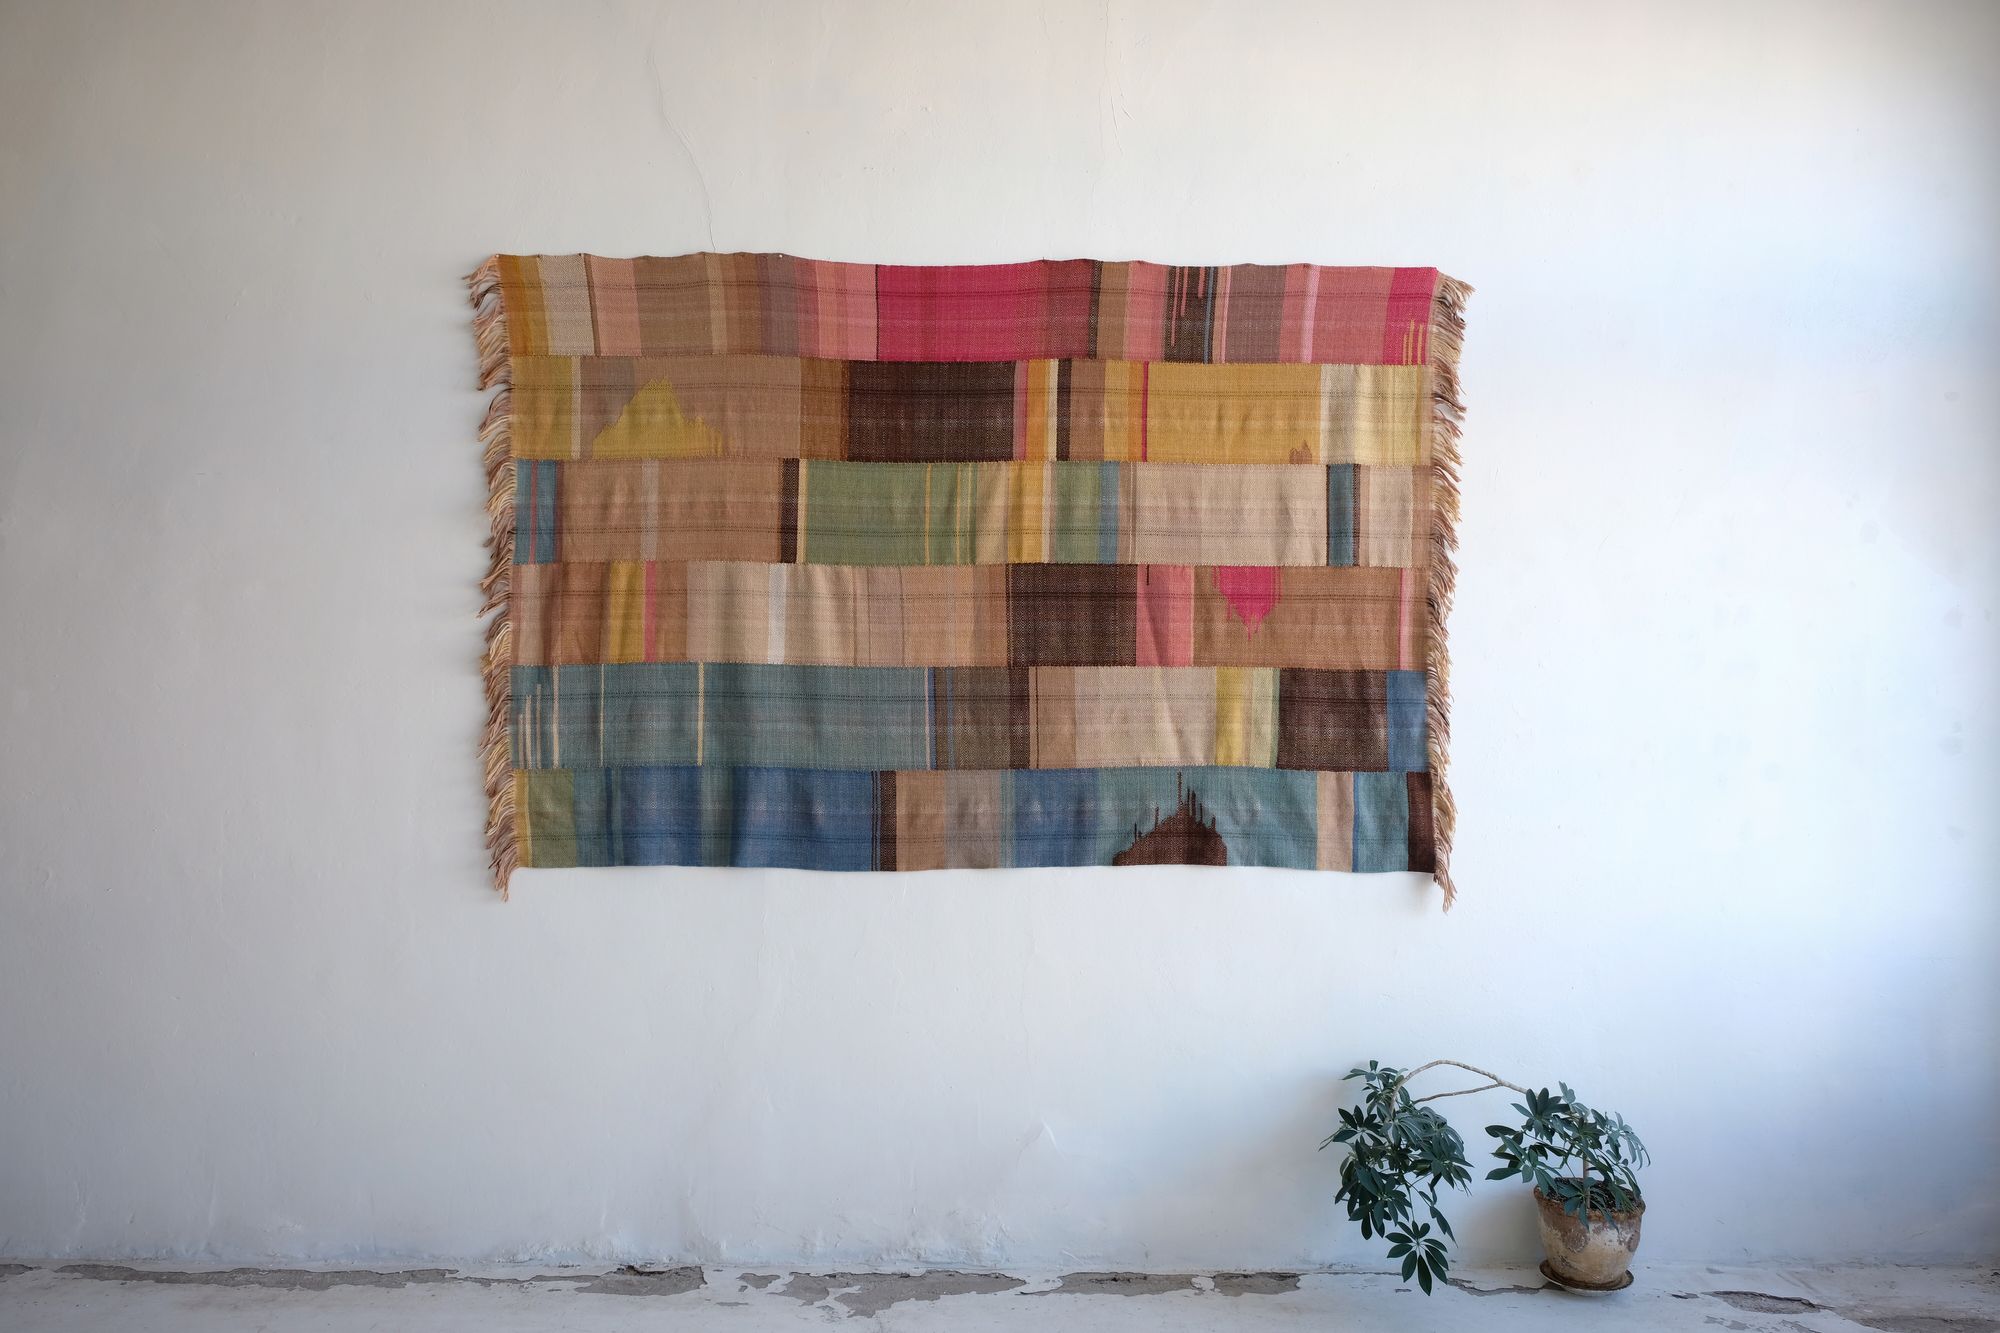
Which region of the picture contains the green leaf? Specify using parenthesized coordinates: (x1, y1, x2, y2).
(1417, 1261, 1434, 1295)
(1401, 1254, 1418, 1282)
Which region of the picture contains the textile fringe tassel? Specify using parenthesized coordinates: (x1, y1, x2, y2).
(468, 255, 517, 897)
(1426, 274, 1472, 909)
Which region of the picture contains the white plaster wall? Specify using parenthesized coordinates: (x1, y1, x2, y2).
(1, 0, 1995, 1269)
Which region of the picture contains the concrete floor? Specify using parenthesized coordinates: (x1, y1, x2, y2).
(0, 1261, 1995, 1331)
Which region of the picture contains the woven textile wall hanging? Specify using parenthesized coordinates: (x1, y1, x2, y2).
(468, 256, 1470, 900)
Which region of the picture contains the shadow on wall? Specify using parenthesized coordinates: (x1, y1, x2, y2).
(1106, 1073, 1542, 1269)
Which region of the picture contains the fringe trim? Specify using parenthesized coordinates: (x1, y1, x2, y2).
(1426, 273, 1472, 910)
(468, 255, 517, 897)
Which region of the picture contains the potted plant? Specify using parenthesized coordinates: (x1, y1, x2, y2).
(1322, 1060, 1650, 1292)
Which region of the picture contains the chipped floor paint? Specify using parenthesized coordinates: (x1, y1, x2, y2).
(43, 1262, 708, 1298)
(0, 1262, 1993, 1330)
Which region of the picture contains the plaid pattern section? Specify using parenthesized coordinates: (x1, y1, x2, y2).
(470, 255, 1470, 898)
(514, 767, 1433, 874)
(508, 665, 1426, 773)
(514, 563, 1421, 669)
(520, 460, 1418, 568)
(490, 255, 1439, 363)
(508, 356, 1428, 464)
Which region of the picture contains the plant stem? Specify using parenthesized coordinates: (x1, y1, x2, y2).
(1382, 1059, 1531, 1109)
(1410, 1080, 1506, 1106)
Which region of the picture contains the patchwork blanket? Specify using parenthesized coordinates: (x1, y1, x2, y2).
(468, 256, 1469, 898)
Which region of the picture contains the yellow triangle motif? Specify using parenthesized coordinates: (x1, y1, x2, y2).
(592, 378, 725, 458)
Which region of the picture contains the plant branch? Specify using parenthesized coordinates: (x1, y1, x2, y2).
(1410, 1080, 1507, 1105)
(1384, 1060, 1530, 1107)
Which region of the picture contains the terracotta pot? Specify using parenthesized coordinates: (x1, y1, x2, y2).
(1533, 1183, 1644, 1288)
